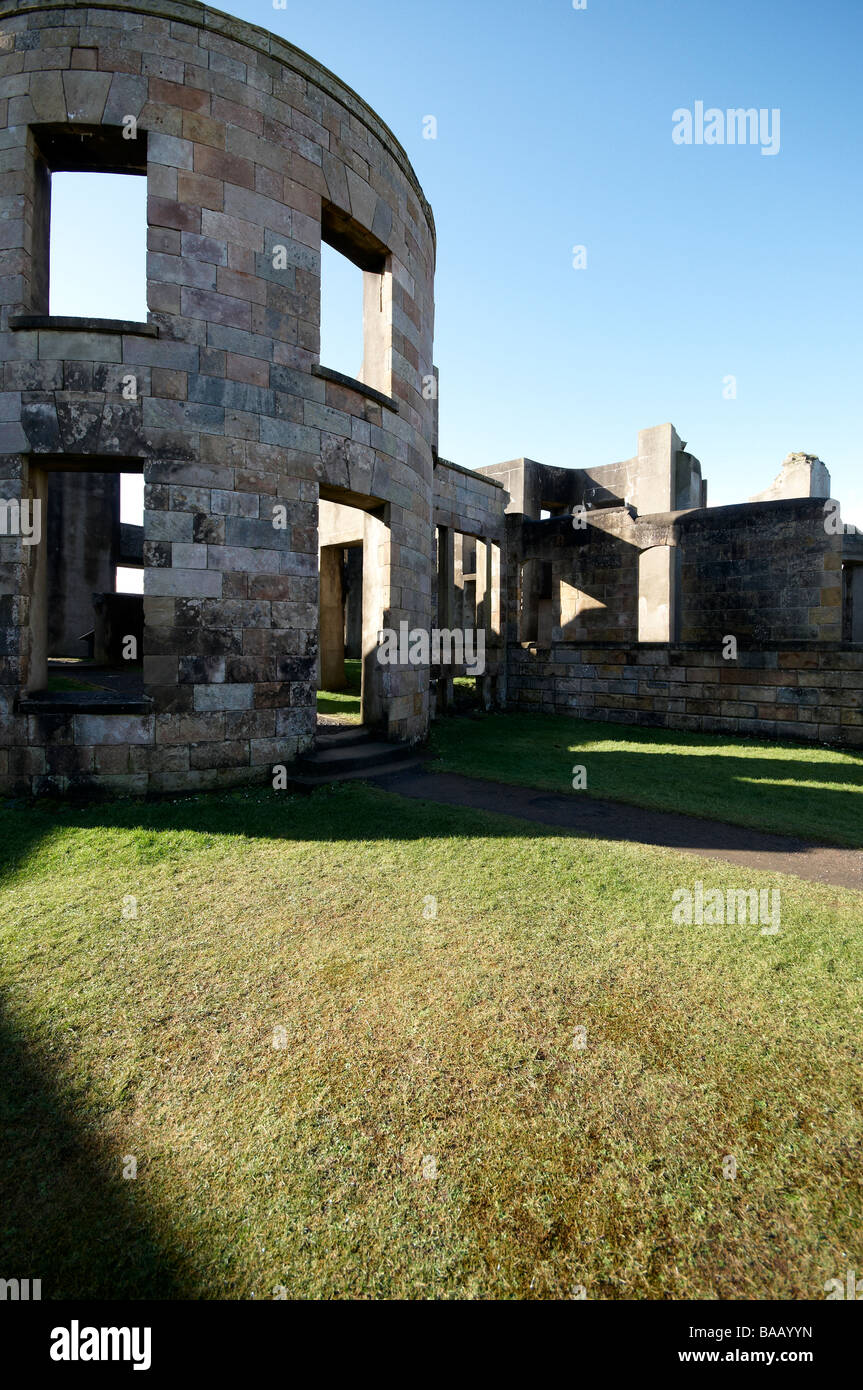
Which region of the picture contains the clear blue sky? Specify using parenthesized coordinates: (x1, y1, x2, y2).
(52, 0, 862, 527)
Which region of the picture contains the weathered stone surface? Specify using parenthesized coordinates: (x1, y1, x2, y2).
(61, 70, 111, 121)
(749, 452, 831, 504)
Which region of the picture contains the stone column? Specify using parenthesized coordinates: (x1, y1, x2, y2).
(362, 510, 389, 728)
(849, 564, 863, 643)
(319, 545, 345, 691)
(519, 558, 540, 642)
(638, 545, 678, 643)
(436, 525, 455, 711)
(475, 538, 488, 633)
(632, 423, 683, 515)
(344, 545, 363, 659)
(24, 464, 49, 693)
(475, 538, 494, 707)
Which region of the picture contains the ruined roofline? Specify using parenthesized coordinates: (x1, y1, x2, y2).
(435, 457, 506, 489)
(0, 0, 436, 248)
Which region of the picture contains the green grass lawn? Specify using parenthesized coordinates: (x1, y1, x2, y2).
(429, 712, 863, 849)
(316, 657, 362, 722)
(1, 783, 860, 1299)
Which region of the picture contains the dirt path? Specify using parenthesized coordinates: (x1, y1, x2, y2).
(371, 766, 863, 892)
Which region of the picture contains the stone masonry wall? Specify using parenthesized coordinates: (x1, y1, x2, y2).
(433, 457, 506, 544)
(0, 0, 437, 795)
(508, 643, 863, 748)
(677, 499, 842, 645)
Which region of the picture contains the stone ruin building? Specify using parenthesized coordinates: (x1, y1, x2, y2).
(0, 0, 861, 797)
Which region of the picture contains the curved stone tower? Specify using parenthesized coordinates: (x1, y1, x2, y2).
(0, 0, 436, 794)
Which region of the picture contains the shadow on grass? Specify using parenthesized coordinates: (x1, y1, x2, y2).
(0, 784, 529, 1298)
(0, 997, 197, 1299)
(0, 782, 504, 887)
(0, 772, 860, 1297)
(428, 712, 863, 849)
(2, 762, 861, 905)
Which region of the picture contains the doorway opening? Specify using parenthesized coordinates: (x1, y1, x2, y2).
(27, 460, 145, 704)
(318, 538, 363, 723)
(317, 491, 387, 732)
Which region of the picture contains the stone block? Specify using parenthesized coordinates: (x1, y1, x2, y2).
(62, 70, 112, 121)
(146, 567, 222, 597)
(193, 682, 253, 711)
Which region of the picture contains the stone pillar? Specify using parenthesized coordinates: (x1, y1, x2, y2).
(436, 525, 455, 710)
(453, 532, 465, 629)
(344, 545, 363, 659)
(849, 565, 863, 643)
(319, 545, 345, 691)
(362, 510, 389, 728)
(632, 423, 683, 515)
(490, 542, 504, 705)
(24, 464, 49, 693)
(475, 539, 488, 632)
(519, 559, 539, 642)
(437, 526, 454, 627)
(490, 543, 502, 641)
(638, 545, 678, 642)
(474, 538, 492, 706)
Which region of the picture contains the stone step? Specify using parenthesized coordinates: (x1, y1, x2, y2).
(288, 755, 426, 789)
(314, 723, 374, 749)
(298, 737, 417, 777)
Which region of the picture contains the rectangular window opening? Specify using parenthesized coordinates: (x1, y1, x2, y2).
(320, 201, 390, 396)
(116, 567, 144, 595)
(319, 241, 365, 383)
(49, 170, 147, 320)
